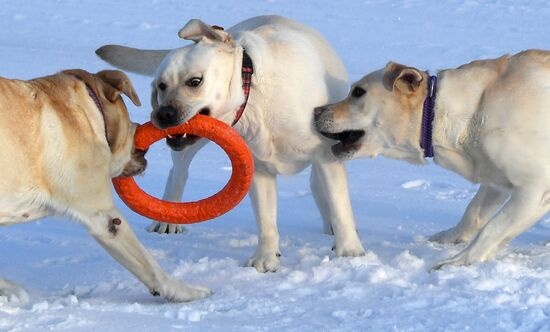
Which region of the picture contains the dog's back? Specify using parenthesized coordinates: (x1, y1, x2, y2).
(0, 77, 49, 192)
(229, 15, 349, 103)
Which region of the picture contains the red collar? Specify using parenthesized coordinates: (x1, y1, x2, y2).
(231, 49, 254, 126)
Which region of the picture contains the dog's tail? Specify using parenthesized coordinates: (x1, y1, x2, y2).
(96, 45, 170, 77)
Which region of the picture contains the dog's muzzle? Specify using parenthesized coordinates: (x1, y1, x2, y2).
(155, 105, 181, 129)
(163, 107, 210, 151)
(313, 106, 326, 121)
(313, 105, 333, 133)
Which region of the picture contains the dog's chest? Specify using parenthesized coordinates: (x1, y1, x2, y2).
(253, 146, 313, 176)
(240, 123, 320, 176)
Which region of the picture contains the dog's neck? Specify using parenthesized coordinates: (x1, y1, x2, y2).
(231, 49, 254, 126)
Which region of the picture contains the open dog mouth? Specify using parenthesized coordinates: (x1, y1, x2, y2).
(320, 130, 365, 145)
(165, 108, 210, 151)
(166, 134, 201, 151)
(319, 130, 365, 156)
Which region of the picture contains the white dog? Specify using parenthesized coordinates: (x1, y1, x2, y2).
(314, 50, 550, 269)
(96, 15, 365, 272)
(0, 69, 209, 302)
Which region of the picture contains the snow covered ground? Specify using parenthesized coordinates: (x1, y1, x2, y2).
(1, 0, 550, 331)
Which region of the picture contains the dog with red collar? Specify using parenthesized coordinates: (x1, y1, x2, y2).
(97, 15, 366, 272)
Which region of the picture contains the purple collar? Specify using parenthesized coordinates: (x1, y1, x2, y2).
(85, 85, 110, 149)
(420, 75, 437, 158)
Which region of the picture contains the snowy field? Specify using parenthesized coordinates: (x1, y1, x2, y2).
(1, 0, 550, 331)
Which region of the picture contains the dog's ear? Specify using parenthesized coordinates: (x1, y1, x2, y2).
(178, 19, 231, 43)
(383, 61, 423, 94)
(96, 70, 142, 107)
(96, 45, 170, 77)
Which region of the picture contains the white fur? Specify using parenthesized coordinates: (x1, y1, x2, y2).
(314, 50, 550, 269)
(97, 15, 365, 271)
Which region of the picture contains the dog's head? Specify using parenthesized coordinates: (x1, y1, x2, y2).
(148, 20, 244, 149)
(314, 62, 428, 164)
(61, 69, 146, 178)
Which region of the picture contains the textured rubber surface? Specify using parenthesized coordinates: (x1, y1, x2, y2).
(112, 114, 254, 224)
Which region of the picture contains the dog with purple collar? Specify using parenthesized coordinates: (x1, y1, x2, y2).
(314, 50, 550, 269)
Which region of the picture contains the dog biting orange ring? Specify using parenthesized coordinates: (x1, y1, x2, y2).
(112, 114, 254, 224)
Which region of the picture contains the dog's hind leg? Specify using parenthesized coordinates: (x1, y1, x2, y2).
(311, 160, 365, 257)
(246, 166, 281, 272)
(78, 207, 211, 302)
(430, 185, 509, 244)
(310, 164, 334, 235)
(148, 140, 207, 234)
(433, 186, 549, 269)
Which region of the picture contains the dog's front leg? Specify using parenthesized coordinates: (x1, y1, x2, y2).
(430, 185, 509, 244)
(246, 167, 281, 272)
(312, 161, 365, 257)
(149, 140, 208, 234)
(433, 186, 548, 269)
(81, 209, 211, 302)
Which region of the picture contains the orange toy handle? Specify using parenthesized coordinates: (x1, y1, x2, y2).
(112, 114, 254, 224)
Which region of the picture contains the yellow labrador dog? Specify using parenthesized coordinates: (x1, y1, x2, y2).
(96, 15, 365, 272)
(314, 50, 550, 269)
(0, 69, 209, 302)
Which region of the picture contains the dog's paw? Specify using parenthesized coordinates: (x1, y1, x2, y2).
(156, 278, 211, 302)
(431, 250, 480, 271)
(246, 250, 281, 273)
(429, 227, 471, 244)
(0, 279, 29, 304)
(431, 256, 468, 271)
(147, 221, 186, 234)
(333, 239, 365, 257)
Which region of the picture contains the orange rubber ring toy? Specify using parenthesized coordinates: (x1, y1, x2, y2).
(112, 114, 254, 224)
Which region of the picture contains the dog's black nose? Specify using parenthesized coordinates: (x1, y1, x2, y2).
(313, 106, 326, 120)
(156, 106, 180, 128)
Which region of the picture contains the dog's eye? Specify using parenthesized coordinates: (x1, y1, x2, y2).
(158, 82, 167, 91)
(351, 86, 366, 98)
(186, 77, 202, 87)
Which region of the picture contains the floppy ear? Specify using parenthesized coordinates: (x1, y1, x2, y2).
(178, 19, 231, 43)
(96, 45, 170, 77)
(383, 61, 423, 94)
(96, 70, 142, 106)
